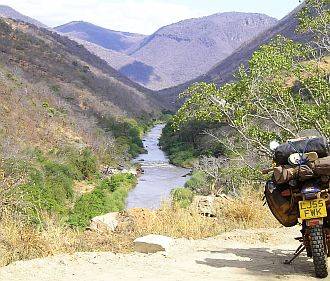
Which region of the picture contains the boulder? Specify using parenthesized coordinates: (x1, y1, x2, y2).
(191, 195, 227, 217)
(133, 234, 173, 253)
(90, 212, 119, 232)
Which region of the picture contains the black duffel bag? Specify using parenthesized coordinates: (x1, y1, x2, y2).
(274, 137, 329, 165)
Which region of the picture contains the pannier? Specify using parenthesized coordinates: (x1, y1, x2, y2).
(264, 181, 299, 227)
(273, 165, 314, 184)
(272, 156, 330, 184)
(274, 137, 329, 165)
(313, 156, 330, 176)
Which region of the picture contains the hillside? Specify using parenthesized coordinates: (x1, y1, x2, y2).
(0, 5, 47, 28)
(157, 4, 309, 105)
(55, 21, 146, 53)
(57, 13, 277, 90)
(0, 18, 161, 159)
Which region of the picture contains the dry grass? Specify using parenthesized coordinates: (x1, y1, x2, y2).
(124, 187, 279, 239)
(122, 206, 222, 239)
(0, 212, 135, 267)
(215, 187, 279, 232)
(0, 188, 279, 267)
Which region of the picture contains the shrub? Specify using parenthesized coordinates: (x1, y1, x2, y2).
(22, 160, 75, 217)
(67, 188, 110, 227)
(98, 117, 145, 158)
(71, 148, 98, 180)
(69, 173, 136, 228)
(0, 19, 12, 34)
(169, 150, 195, 167)
(184, 171, 208, 194)
(171, 188, 194, 208)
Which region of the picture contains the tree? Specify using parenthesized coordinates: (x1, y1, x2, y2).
(173, 1, 330, 158)
(298, 0, 330, 54)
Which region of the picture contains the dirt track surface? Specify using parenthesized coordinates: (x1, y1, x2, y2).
(0, 227, 326, 281)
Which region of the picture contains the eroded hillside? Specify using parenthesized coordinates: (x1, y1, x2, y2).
(0, 18, 161, 159)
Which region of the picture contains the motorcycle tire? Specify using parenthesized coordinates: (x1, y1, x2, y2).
(310, 225, 328, 278)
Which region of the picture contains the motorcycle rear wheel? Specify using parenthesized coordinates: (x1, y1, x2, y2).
(310, 225, 328, 278)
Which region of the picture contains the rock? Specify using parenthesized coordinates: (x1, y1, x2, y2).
(90, 212, 119, 232)
(191, 195, 227, 217)
(133, 234, 173, 253)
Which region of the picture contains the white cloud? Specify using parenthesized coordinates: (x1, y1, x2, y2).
(0, 0, 206, 34)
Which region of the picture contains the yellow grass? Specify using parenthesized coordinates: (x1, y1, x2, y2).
(215, 187, 279, 231)
(0, 187, 279, 267)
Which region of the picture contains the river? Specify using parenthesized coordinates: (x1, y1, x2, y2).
(125, 124, 191, 209)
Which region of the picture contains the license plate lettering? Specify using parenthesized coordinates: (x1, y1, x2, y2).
(299, 199, 327, 220)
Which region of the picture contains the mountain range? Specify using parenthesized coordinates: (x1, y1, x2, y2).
(55, 21, 146, 53)
(0, 4, 306, 110)
(156, 3, 309, 106)
(0, 5, 47, 28)
(55, 13, 277, 90)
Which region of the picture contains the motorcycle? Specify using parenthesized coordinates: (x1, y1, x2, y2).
(264, 135, 330, 278)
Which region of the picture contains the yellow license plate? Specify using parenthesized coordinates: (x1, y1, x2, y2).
(299, 199, 327, 220)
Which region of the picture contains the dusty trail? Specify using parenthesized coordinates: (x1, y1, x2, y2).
(0, 227, 324, 281)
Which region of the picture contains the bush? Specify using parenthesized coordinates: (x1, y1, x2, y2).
(67, 188, 110, 227)
(169, 150, 195, 167)
(184, 171, 208, 194)
(71, 148, 97, 180)
(17, 147, 100, 220)
(0, 19, 12, 35)
(22, 160, 75, 217)
(69, 173, 136, 228)
(171, 188, 194, 208)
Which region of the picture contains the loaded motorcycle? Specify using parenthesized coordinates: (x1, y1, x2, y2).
(264, 133, 330, 278)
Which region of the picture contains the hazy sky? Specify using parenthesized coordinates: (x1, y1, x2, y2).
(0, 0, 301, 34)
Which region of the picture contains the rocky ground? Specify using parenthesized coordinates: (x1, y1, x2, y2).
(0, 227, 323, 281)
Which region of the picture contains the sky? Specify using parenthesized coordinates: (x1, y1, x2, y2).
(0, 0, 302, 34)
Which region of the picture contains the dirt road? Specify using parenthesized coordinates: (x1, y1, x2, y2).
(0, 227, 325, 281)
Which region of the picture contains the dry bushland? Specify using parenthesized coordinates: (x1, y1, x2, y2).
(0, 188, 279, 267)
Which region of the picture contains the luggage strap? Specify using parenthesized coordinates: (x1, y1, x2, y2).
(288, 139, 312, 166)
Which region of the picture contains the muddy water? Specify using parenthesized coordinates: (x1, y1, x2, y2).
(125, 124, 190, 209)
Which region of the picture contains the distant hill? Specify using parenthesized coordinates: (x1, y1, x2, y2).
(57, 13, 277, 90)
(0, 5, 47, 28)
(129, 12, 277, 88)
(55, 21, 146, 53)
(70, 37, 170, 90)
(157, 4, 309, 107)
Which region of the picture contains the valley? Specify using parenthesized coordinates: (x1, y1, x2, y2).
(0, 1, 329, 280)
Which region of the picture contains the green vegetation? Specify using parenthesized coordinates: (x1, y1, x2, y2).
(171, 187, 194, 208)
(17, 148, 97, 218)
(1, 144, 138, 229)
(184, 171, 208, 194)
(160, 119, 225, 167)
(99, 116, 151, 158)
(173, 36, 329, 154)
(68, 173, 136, 228)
